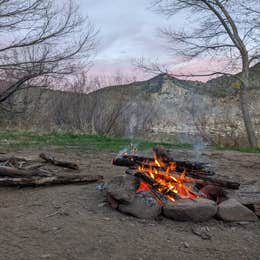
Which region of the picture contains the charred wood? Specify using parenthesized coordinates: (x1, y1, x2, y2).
(113, 155, 215, 176)
(126, 169, 181, 201)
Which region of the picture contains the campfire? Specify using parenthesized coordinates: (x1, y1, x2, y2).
(106, 147, 258, 222)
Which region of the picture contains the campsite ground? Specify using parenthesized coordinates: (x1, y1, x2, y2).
(0, 132, 259, 260)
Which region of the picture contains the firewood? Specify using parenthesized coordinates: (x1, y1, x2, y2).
(126, 169, 181, 200)
(187, 174, 240, 189)
(113, 154, 239, 189)
(0, 157, 28, 168)
(39, 153, 79, 170)
(0, 157, 27, 163)
(0, 174, 103, 187)
(113, 155, 215, 176)
(0, 166, 51, 178)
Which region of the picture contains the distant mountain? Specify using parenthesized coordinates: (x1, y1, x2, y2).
(89, 62, 260, 99)
(203, 62, 260, 97)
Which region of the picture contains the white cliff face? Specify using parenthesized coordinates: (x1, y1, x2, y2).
(128, 78, 260, 146)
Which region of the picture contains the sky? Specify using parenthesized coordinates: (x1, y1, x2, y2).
(78, 0, 224, 83)
(78, 0, 182, 80)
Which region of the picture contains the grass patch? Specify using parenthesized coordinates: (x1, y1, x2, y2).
(0, 131, 192, 152)
(0, 131, 259, 153)
(215, 145, 260, 154)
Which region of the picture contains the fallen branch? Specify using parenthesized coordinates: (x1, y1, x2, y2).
(39, 153, 79, 170)
(0, 174, 103, 187)
(0, 166, 51, 178)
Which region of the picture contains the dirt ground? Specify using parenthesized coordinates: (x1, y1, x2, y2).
(0, 147, 259, 260)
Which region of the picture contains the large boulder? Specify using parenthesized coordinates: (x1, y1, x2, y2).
(107, 175, 139, 203)
(107, 175, 162, 219)
(217, 199, 257, 222)
(163, 198, 217, 222)
(118, 190, 162, 219)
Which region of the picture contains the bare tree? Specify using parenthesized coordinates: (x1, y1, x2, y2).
(147, 0, 260, 147)
(0, 0, 97, 105)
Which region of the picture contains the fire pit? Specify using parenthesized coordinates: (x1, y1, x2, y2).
(105, 147, 258, 222)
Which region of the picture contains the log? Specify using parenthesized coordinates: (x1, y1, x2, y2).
(0, 166, 51, 178)
(126, 169, 181, 201)
(39, 153, 79, 170)
(187, 174, 240, 190)
(0, 157, 28, 168)
(113, 155, 215, 176)
(0, 174, 103, 187)
(154, 147, 215, 175)
(113, 155, 239, 189)
(0, 157, 27, 163)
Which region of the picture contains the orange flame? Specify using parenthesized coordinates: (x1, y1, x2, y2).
(137, 154, 200, 202)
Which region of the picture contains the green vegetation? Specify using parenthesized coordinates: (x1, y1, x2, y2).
(215, 146, 260, 154)
(0, 131, 259, 153)
(0, 131, 191, 152)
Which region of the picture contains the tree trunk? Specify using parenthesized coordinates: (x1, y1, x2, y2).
(240, 61, 257, 148)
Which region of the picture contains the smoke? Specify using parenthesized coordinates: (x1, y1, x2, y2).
(116, 143, 138, 158)
(127, 113, 138, 139)
(193, 137, 207, 162)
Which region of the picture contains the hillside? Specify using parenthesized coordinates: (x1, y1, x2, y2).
(0, 64, 259, 146)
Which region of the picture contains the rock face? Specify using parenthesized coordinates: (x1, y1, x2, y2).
(163, 198, 217, 222)
(217, 199, 257, 222)
(118, 190, 162, 219)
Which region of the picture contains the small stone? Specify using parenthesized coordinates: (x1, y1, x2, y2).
(118, 190, 162, 219)
(183, 242, 189, 248)
(192, 226, 211, 240)
(217, 199, 257, 222)
(98, 202, 106, 207)
(163, 198, 217, 222)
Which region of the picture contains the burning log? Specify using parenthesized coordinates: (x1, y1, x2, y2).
(112, 146, 240, 205)
(0, 174, 103, 187)
(113, 156, 215, 176)
(126, 169, 182, 201)
(113, 150, 240, 190)
(39, 153, 79, 170)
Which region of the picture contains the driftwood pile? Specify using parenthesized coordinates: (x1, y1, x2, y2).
(0, 153, 103, 187)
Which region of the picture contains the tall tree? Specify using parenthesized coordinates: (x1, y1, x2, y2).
(0, 0, 97, 104)
(151, 0, 260, 147)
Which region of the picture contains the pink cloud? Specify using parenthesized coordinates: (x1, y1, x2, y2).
(169, 57, 236, 82)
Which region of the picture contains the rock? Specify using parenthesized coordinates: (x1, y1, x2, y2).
(217, 199, 257, 222)
(191, 226, 211, 240)
(107, 175, 139, 203)
(254, 204, 260, 217)
(118, 190, 162, 219)
(163, 198, 217, 222)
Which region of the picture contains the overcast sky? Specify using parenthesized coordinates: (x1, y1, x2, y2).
(78, 0, 226, 82)
(78, 0, 182, 79)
